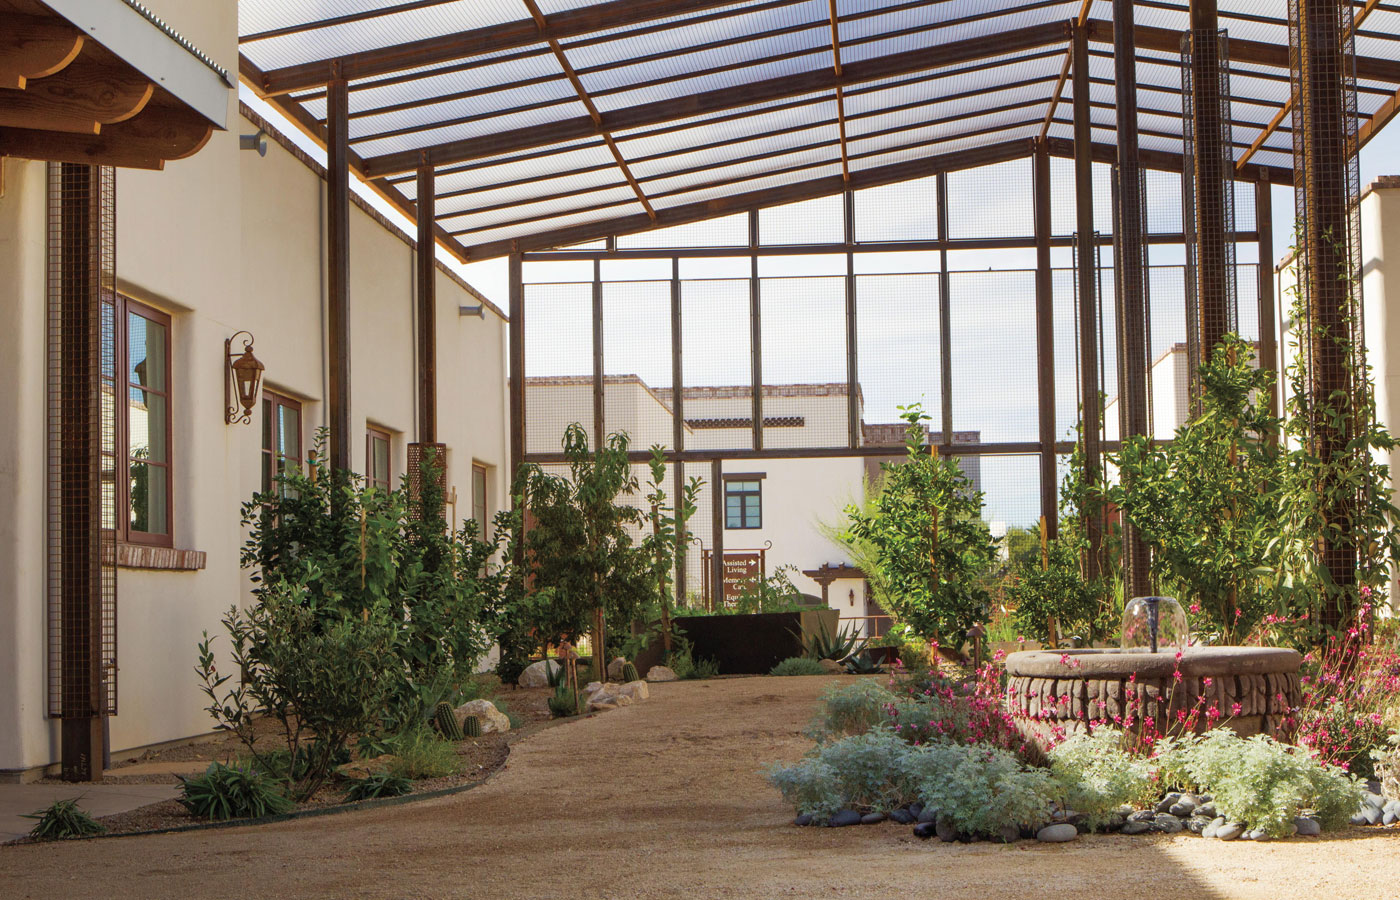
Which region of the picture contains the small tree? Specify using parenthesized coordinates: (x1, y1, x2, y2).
(640, 445, 703, 653)
(1109, 335, 1281, 643)
(844, 403, 998, 651)
(518, 423, 652, 679)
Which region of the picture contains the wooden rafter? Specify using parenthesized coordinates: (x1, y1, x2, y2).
(1039, 0, 1095, 141)
(1236, 0, 1381, 170)
(0, 44, 155, 135)
(0, 13, 83, 89)
(827, 0, 850, 182)
(520, 0, 655, 220)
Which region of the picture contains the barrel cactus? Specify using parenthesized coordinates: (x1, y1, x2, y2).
(463, 714, 482, 738)
(622, 661, 639, 683)
(434, 701, 463, 741)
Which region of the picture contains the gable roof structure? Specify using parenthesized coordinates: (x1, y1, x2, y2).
(236, 1, 1400, 262)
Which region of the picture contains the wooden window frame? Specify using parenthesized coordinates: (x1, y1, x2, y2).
(723, 474, 763, 530)
(366, 426, 393, 492)
(117, 296, 173, 548)
(261, 390, 303, 496)
(471, 462, 489, 540)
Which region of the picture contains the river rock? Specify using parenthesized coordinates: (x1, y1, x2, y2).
(1195, 804, 1217, 819)
(1216, 822, 1245, 841)
(1154, 814, 1184, 834)
(935, 817, 959, 842)
(646, 665, 678, 683)
(1363, 805, 1384, 825)
(829, 809, 861, 827)
(1036, 824, 1079, 843)
(998, 824, 1021, 843)
(1202, 816, 1226, 839)
(912, 821, 937, 840)
(890, 809, 916, 825)
(1365, 792, 1386, 810)
(1295, 816, 1321, 836)
(1129, 809, 1157, 823)
(1352, 812, 1372, 826)
(455, 699, 511, 734)
(793, 814, 813, 826)
(1119, 820, 1154, 835)
(1170, 799, 1199, 818)
(917, 807, 938, 824)
(1185, 816, 1211, 835)
(861, 812, 886, 825)
(517, 658, 563, 688)
(1155, 793, 1183, 814)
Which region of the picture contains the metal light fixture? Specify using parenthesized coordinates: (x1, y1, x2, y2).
(224, 331, 264, 424)
(239, 129, 268, 157)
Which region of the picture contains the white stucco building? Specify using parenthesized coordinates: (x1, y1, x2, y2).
(0, 2, 510, 781)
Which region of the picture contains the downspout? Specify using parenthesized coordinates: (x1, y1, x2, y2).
(319, 172, 328, 435)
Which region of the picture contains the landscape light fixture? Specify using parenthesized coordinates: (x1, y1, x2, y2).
(224, 331, 264, 425)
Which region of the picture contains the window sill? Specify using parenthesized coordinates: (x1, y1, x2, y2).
(113, 542, 207, 571)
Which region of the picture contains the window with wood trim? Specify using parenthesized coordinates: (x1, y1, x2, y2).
(367, 426, 392, 492)
(471, 463, 488, 540)
(724, 476, 763, 530)
(261, 391, 302, 495)
(118, 298, 172, 546)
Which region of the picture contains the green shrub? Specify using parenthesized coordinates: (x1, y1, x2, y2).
(23, 798, 106, 840)
(808, 680, 893, 741)
(687, 656, 720, 679)
(1176, 730, 1364, 836)
(178, 762, 294, 821)
(548, 685, 579, 718)
(1048, 729, 1158, 829)
(765, 728, 917, 823)
(492, 699, 523, 730)
(911, 742, 1057, 838)
(385, 725, 462, 780)
(343, 772, 412, 802)
(803, 619, 866, 661)
(771, 657, 827, 677)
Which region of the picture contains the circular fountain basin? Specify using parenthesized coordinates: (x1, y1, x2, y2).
(1004, 646, 1302, 744)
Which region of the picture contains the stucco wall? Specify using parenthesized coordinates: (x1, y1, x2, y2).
(0, 1, 508, 775)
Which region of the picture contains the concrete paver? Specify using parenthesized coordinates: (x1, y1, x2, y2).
(0, 783, 179, 842)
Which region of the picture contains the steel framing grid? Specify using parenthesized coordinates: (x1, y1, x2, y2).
(235, 1, 1400, 266)
(510, 172, 1271, 537)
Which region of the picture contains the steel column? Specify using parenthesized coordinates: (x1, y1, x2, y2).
(710, 458, 724, 610)
(1255, 178, 1279, 420)
(1289, 0, 1362, 628)
(749, 211, 763, 451)
(592, 258, 604, 449)
(844, 190, 860, 449)
(508, 251, 525, 480)
(327, 69, 352, 474)
(1033, 140, 1057, 538)
(1072, 22, 1103, 581)
(416, 163, 437, 442)
(1187, 0, 1234, 358)
(936, 172, 953, 448)
(1111, 0, 1153, 599)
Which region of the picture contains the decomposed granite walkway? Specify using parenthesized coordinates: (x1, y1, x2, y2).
(4, 675, 1400, 900)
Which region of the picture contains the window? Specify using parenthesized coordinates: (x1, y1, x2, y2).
(261, 392, 302, 494)
(724, 476, 763, 529)
(367, 426, 392, 491)
(119, 299, 172, 545)
(472, 463, 488, 540)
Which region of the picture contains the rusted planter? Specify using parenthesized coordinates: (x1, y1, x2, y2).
(1004, 646, 1303, 746)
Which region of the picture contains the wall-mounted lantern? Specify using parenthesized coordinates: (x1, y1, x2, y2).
(224, 331, 264, 425)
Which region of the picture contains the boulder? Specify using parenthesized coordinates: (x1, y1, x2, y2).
(1295, 816, 1322, 836)
(607, 657, 629, 682)
(456, 699, 511, 734)
(829, 810, 861, 827)
(646, 665, 679, 683)
(1036, 824, 1079, 843)
(518, 658, 562, 688)
(618, 680, 650, 702)
(818, 658, 844, 674)
(338, 754, 396, 780)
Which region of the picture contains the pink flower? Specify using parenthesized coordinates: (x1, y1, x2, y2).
(1230, 703, 1242, 716)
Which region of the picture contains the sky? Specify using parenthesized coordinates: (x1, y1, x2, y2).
(240, 85, 1400, 528)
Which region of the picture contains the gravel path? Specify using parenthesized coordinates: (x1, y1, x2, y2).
(4, 675, 1399, 899)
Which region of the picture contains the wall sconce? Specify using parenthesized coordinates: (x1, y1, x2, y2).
(848, 588, 855, 607)
(224, 331, 265, 425)
(239, 129, 268, 157)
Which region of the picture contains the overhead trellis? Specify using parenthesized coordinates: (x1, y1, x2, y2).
(237, 1, 1400, 259)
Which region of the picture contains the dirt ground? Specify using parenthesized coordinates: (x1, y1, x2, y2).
(4, 675, 1400, 900)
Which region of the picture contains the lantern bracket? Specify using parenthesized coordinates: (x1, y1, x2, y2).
(224, 330, 265, 425)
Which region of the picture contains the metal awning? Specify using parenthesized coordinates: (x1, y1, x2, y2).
(236, 1, 1400, 261)
(1, 0, 231, 169)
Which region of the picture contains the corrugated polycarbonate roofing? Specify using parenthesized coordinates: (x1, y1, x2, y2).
(238, 0, 1400, 261)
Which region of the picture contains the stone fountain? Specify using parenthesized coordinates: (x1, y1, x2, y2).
(1004, 597, 1301, 745)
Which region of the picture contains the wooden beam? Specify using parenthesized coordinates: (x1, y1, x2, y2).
(361, 20, 1070, 177)
(416, 162, 437, 443)
(0, 93, 211, 168)
(0, 52, 155, 134)
(1039, 0, 1095, 141)
(0, 14, 83, 90)
(827, 0, 850, 182)
(253, 0, 767, 96)
(326, 71, 352, 474)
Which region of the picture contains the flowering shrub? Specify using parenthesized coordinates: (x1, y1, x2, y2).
(1284, 601, 1400, 779)
(807, 680, 894, 741)
(888, 659, 1037, 760)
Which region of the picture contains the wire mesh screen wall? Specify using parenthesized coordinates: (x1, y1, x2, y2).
(47, 162, 117, 719)
(518, 160, 1272, 606)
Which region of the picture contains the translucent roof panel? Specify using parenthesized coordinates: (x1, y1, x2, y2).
(237, 0, 1400, 259)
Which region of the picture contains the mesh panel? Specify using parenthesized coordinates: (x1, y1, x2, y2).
(681, 278, 754, 451)
(949, 270, 1038, 443)
(856, 273, 941, 439)
(759, 276, 849, 449)
(602, 280, 675, 449)
(523, 281, 595, 454)
(759, 195, 845, 245)
(852, 173, 939, 243)
(946, 158, 1034, 239)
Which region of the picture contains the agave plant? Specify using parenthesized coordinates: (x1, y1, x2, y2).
(842, 651, 882, 675)
(802, 620, 867, 662)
